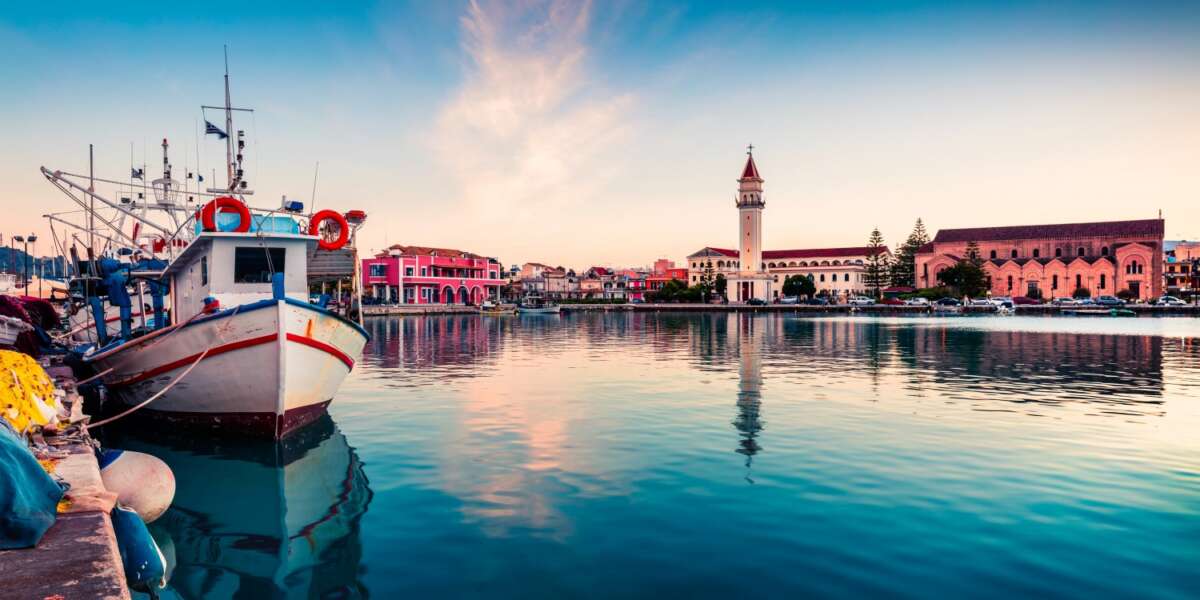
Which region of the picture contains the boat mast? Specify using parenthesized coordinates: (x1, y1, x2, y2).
(223, 45, 235, 192)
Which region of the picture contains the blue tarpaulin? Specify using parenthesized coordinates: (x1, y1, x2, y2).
(0, 420, 64, 549)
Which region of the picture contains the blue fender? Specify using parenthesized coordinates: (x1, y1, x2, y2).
(111, 504, 167, 592)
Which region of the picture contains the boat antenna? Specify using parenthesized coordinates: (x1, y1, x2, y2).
(88, 144, 94, 255)
(310, 161, 320, 212)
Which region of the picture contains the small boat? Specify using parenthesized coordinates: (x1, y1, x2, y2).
(1062, 307, 1135, 317)
(517, 293, 560, 314)
(0, 314, 32, 347)
(480, 301, 513, 315)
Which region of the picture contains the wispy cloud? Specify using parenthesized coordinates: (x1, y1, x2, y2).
(433, 0, 633, 222)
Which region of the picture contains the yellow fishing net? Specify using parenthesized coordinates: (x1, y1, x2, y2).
(0, 350, 58, 433)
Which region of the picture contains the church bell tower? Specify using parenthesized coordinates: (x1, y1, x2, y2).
(730, 145, 773, 303)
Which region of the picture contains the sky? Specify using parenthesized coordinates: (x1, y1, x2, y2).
(1, 0, 1198, 269)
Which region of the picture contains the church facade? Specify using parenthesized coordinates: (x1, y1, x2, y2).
(914, 219, 1164, 300)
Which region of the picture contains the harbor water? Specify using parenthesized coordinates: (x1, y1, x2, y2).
(110, 313, 1199, 598)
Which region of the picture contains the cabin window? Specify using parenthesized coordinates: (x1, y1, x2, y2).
(234, 247, 286, 284)
(369, 264, 387, 277)
(200, 256, 208, 286)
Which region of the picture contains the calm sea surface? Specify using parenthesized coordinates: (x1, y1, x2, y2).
(118, 313, 1199, 598)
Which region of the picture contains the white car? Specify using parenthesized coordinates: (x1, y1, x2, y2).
(779, 295, 801, 305)
(849, 296, 875, 306)
(903, 297, 930, 306)
(1155, 295, 1187, 306)
(968, 298, 993, 307)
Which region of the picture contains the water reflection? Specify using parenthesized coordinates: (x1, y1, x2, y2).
(102, 417, 372, 599)
(732, 316, 764, 476)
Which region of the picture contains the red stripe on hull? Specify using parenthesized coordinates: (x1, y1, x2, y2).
(108, 333, 278, 387)
(286, 333, 355, 369)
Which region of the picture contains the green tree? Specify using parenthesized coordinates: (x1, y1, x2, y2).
(937, 260, 989, 297)
(782, 274, 816, 298)
(1073, 286, 1091, 299)
(890, 218, 929, 287)
(864, 227, 890, 298)
(698, 260, 717, 302)
(714, 273, 727, 300)
(964, 240, 983, 266)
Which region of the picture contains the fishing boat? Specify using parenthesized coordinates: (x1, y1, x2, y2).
(480, 300, 513, 315)
(517, 292, 560, 314)
(42, 58, 369, 438)
(1062, 307, 1137, 317)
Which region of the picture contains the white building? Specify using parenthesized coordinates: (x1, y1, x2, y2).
(726, 150, 773, 302)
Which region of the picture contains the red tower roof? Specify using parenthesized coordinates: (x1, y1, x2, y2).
(740, 153, 760, 180)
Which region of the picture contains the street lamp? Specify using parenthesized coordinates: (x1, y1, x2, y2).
(12, 236, 23, 287)
(29, 234, 39, 298)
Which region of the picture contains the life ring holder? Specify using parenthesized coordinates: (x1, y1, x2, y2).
(309, 210, 350, 251)
(199, 197, 252, 233)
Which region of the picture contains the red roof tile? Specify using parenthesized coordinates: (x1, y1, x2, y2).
(932, 219, 1163, 244)
(763, 246, 889, 259)
(377, 244, 483, 259)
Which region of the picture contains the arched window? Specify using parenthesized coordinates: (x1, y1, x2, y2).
(990, 250, 997, 259)
(1077, 247, 1085, 257)
(832, 260, 841, 266)
(789, 261, 797, 267)
(1101, 246, 1109, 256)
(1011, 249, 1018, 258)
(1032, 248, 1040, 258)
(1055, 248, 1062, 257)
(1007, 275, 1013, 291)
(844, 273, 850, 282)
(820, 274, 826, 282)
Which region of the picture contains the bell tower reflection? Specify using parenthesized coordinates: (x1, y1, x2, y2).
(732, 315, 764, 478)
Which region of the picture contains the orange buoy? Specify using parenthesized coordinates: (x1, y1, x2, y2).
(309, 209, 349, 250)
(200, 197, 251, 233)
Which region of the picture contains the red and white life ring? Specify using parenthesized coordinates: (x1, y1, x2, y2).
(200, 197, 251, 233)
(309, 210, 349, 250)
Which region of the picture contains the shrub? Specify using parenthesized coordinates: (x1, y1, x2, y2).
(1072, 287, 1091, 299)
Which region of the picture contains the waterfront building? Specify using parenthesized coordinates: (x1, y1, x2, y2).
(362, 244, 502, 305)
(1165, 241, 1200, 294)
(520, 262, 556, 280)
(914, 219, 1164, 300)
(652, 258, 676, 275)
(687, 247, 888, 300)
(647, 267, 688, 292)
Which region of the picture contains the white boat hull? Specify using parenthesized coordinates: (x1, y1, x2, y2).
(517, 306, 561, 314)
(86, 299, 368, 438)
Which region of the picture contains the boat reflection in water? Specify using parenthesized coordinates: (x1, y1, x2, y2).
(101, 416, 372, 599)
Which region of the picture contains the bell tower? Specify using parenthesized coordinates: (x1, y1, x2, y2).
(729, 145, 773, 303)
(736, 145, 765, 275)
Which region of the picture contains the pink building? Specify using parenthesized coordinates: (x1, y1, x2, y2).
(915, 219, 1164, 300)
(362, 245, 502, 305)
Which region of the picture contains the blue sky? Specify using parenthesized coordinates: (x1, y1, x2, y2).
(3, 1, 1199, 267)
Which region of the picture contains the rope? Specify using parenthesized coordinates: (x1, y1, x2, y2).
(82, 305, 241, 430)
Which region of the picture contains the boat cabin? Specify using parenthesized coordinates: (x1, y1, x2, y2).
(166, 216, 317, 320)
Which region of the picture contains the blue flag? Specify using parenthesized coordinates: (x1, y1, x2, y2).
(205, 120, 228, 140)
(131, 168, 143, 180)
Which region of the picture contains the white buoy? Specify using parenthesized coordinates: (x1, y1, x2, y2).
(99, 449, 176, 523)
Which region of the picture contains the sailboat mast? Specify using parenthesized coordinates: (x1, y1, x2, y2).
(223, 46, 235, 192)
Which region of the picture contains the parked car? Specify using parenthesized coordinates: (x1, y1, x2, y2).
(1152, 295, 1187, 306)
(1051, 297, 1078, 306)
(747, 298, 768, 306)
(806, 297, 830, 306)
(1095, 295, 1126, 307)
(968, 298, 994, 307)
(934, 297, 962, 307)
(1012, 296, 1041, 306)
(903, 297, 930, 307)
(848, 296, 875, 306)
(880, 297, 905, 306)
(779, 295, 801, 305)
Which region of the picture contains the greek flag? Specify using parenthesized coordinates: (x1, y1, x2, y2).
(131, 167, 143, 180)
(205, 120, 228, 139)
